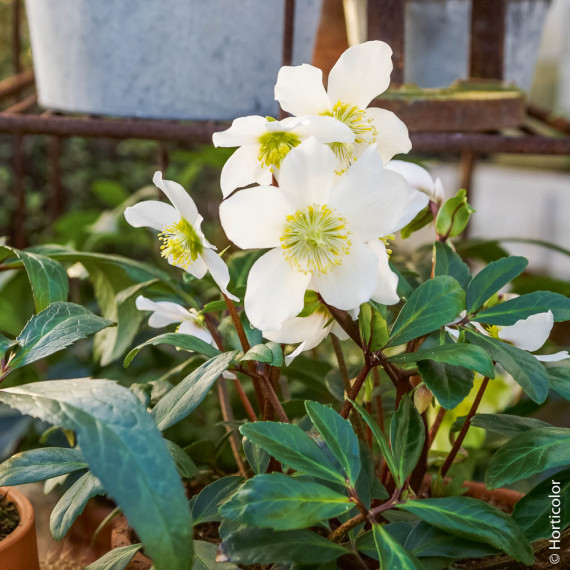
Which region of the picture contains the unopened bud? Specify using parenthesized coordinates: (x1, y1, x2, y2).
(414, 385, 433, 413)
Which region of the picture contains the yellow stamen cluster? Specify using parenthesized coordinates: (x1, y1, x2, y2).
(324, 101, 378, 173)
(485, 324, 502, 340)
(381, 234, 396, 257)
(258, 131, 301, 170)
(158, 218, 203, 270)
(281, 204, 351, 275)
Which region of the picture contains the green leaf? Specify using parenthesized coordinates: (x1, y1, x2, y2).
(473, 290, 570, 325)
(221, 527, 348, 565)
(14, 249, 69, 312)
(243, 437, 270, 474)
(8, 302, 113, 371)
(548, 367, 570, 400)
(0, 379, 192, 570)
(349, 399, 399, 485)
(239, 422, 346, 485)
(305, 401, 360, 485)
(373, 523, 425, 569)
(486, 427, 570, 489)
(241, 342, 283, 367)
(388, 277, 465, 347)
(390, 343, 495, 378)
(401, 207, 433, 239)
(465, 257, 528, 313)
(390, 396, 425, 486)
(512, 468, 570, 541)
(464, 330, 549, 404)
(0, 333, 18, 361)
(221, 473, 352, 530)
(85, 544, 143, 570)
(396, 497, 533, 565)
(417, 361, 474, 410)
(50, 472, 104, 540)
(125, 332, 221, 366)
(435, 189, 474, 238)
(152, 351, 238, 431)
(468, 413, 551, 437)
(190, 476, 244, 526)
(359, 303, 389, 351)
(164, 440, 198, 479)
(0, 447, 87, 485)
(434, 242, 471, 290)
(193, 540, 239, 570)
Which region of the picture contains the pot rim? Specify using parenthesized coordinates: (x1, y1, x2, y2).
(0, 486, 35, 553)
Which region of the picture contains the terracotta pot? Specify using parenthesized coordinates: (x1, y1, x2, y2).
(0, 487, 40, 570)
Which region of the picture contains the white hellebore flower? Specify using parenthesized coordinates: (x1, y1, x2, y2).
(135, 295, 214, 345)
(124, 172, 238, 301)
(274, 41, 411, 173)
(212, 115, 355, 197)
(385, 160, 445, 204)
(219, 138, 428, 331)
(480, 311, 569, 362)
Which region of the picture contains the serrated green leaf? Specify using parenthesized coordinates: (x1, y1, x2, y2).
(390, 343, 495, 378)
(193, 540, 239, 570)
(0, 379, 192, 570)
(241, 342, 283, 367)
(548, 367, 570, 400)
(465, 257, 528, 313)
(417, 361, 473, 409)
(390, 396, 425, 485)
(487, 427, 570, 489)
(14, 249, 69, 312)
(85, 544, 143, 570)
(125, 332, 221, 367)
(152, 351, 238, 431)
(239, 422, 346, 485)
(190, 476, 244, 526)
(0, 447, 87, 485)
(50, 471, 104, 540)
(164, 440, 198, 479)
(464, 330, 549, 403)
(221, 527, 348, 565)
(0, 333, 18, 361)
(512, 468, 570, 542)
(373, 523, 425, 569)
(221, 473, 352, 530)
(305, 401, 360, 485)
(473, 290, 570, 325)
(8, 302, 113, 371)
(468, 413, 551, 437)
(388, 277, 465, 347)
(434, 242, 471, 290)
(396, 497, 533, 565)
(243, 437, 270, 474)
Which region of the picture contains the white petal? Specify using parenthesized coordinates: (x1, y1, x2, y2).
(365, 107, 412, 164)
(201, 248, 239, 302)
(178, 319, 215, 345)
(278, 138, 336, 209)
(385, 160, 435, 198)
(220, 186, 291, 249)
(327, 41, 393, 108)
(275, 64, 331, 116)
(499, 311, 554, 352)
(433, 178, 445, 203)
(311, 242, 378, 310)
(368, 240, 400, 306)
(263, 311, 331, 344)
(245, 249, 311, 330)
(535, 351, 570, 362)
(330, 146, 428, 239)
(153, 171, 199, 225)
(220, 145, 272, 198)
(212, 115, 268, 147)
(331, 322, 350, 341)
(135, 295, 189, 327)
(293, 115, 355, 144)
(179, 254, 208, 279)
(124, 201, 178, 231)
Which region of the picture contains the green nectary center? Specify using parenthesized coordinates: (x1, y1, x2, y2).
(158, 218, 203, 270)
(323, 101, 378, 173)
(258, 131, 301, 169)
(281, 204, 352, 275)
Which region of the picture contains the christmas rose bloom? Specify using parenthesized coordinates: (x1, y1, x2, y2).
(212, 115, 354, 197)
(124, 172, 238, 301)
(385, 160, 445, 204)
(274, 41, 411, 173)
(219, 138, 428, 331)
(135, 295, 214, 345)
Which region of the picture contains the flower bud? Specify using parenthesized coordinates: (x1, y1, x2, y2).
(414, 385, 433, 413)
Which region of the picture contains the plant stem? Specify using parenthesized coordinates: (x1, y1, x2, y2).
(332, 334, 350, 393)
(440, 377, 489, 478)
(428, 407, 446, 447)
(372, 367, 385, 435)
(321, 299, 362, 347)
(259, 374, 290, 423)
(340, 359, 372, 419)
(217, 378, 247, 476)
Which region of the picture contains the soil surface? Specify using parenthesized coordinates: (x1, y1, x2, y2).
(0, 492, 20, 541)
